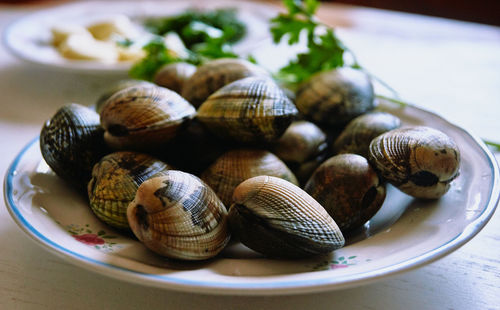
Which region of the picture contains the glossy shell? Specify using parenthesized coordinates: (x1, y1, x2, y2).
(272, 120, 328, 185)
(100, 84, 196, 150)
(368, 126, 460, 199)
(304, 154, 386, 233)
(228, 176, 345, 258)
(95, 79, 155, 113)
(40, 103, 109, 191)
(87, 151, 171, 230)
(153, 62, 196, 94)
(197, 77, 298, 144)
(333, 112, 401, 158)
(201, 149, 298, 208)
(181, 58, 268, 107)
(295, 67, 375, 128)
(127, 170, 230, 260)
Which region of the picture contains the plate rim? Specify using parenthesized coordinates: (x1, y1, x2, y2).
(3, 106, 500, 295)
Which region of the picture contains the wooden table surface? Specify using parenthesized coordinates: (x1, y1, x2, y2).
(0, 1, 499, 309)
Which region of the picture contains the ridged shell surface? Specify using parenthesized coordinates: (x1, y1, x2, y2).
(40, 103, 109, 191)
(127, 171, 230, 260)
(181, 58, 268, 107)
(95, 79, 155, 113)
(197, 77, 298, 144)
(304, 154, 386, 233)
(100, 84, 196, 150)
(87, 151, 171, 230)
(368, 126, 460, 199)
(153, 62, 196, 94)
(295, 67, 374, 128)
(201, 149, 298, 208)
(228, 176, 345, 258)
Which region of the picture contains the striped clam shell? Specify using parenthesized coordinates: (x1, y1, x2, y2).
(153, 62, 197, 94)
(295, 67, 375, 128)
(127, 170, 230, 261)
(201, 149, 298, 208)
(181, 58, 268, 107)
(197, 77, 298, 144)
(95, 79, 155, 113)
(87, 151, 171, 230)
(228, 176, 345, 258)
(368, 126, 460, 199)
(100, 84, 196, 151)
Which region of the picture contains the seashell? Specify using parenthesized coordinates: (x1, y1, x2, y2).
(95, 79, 155, 113)
(40, 103, 109, 191)
(181, 58, 269, 107)
(201, 149, 298, 208)
(153, 62, 197, 94)
(197, 77, 298, 144)
(272, 120, 328, 185)
(295, 67, 375, 128)
(228, 176, 345, 258)
(127, 170, 231, 260)
(333, 111, 401, 158)
(100, 84, 196, 151)
(368, 126, 460, 199)
(87, 151, 171, 230)
(304, 154, 386, 233)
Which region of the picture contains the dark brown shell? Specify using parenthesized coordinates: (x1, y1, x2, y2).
(304, 154, 386, 233)
(153, 62, 196, 94)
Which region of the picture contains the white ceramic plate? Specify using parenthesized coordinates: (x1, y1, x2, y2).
(2, 0, 277, 74)
(3, 102, 499, 295)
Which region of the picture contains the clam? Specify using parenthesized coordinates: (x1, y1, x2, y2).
(368, 126, 460, 199)
(95, 79, 155, 113)
(100, 84, 196, 151)
(272, 120, 328, 185)
(153, 62, 197, 94)
(304, 154, 386, 233)
(333, 112, 401, 158)
(127, 170, 230, 260)
(197, 77, 298, 144)
(228, 176, 345, 258)
(295, 67, 375, 128)
(181, 58, 269, 107)
(201, 149, 298, 208)
(40, 103, 109, 191)
(88, 151, 171, 230)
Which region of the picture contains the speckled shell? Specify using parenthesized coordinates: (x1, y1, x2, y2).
(87, 151, 172, 230)
(333, 112, 401, 158)
(295, 67, 375, 128)
(304, 154, 386, 233)
(100, 84, 196, 150)
(272, 120, 328, 185)
(368, 126, 460, 199)
(181, 58, 269, 108)
(197, 77, 298, 144)
(201, 149, 299, 208)
(153, 62, 197, 94)
(228, 176, 345, 258)
(95, 80, 155, 113)
(127, 170, 230, 260)
(40, 103, 109, 191)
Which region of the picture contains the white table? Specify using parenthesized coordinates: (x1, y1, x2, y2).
(0, 1, 499, 309)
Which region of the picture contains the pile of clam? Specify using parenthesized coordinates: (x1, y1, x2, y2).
(40, 58, 461, 261)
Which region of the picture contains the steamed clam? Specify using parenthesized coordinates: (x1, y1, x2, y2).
(228, 176, 345, 258)
(153, 62, 197, 94)
(368, 126, 460, 199)
(95, 79, 155, 113)
(127, 170, 230, 260)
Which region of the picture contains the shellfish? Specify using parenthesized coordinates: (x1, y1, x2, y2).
(153, 62, 197, 94)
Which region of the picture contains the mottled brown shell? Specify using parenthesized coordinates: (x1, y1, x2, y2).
(95, 79, 155, 113)
(127, 170, 230, 260)
(295, 67, 375, 128)
(181, 58, 268, 107)
(228, 176, 345, 258)
(333, 112, 401, 158)
(201, 149, 298, 208)
(153, 62, 196, 94)
(100, 84, 196, 151)
(197, 77, 298, 144)
(304, 154, 386, 233)
(368, 126, 460, 199)
(87, 151, 171, 230)
(40, 103, 109, 191)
